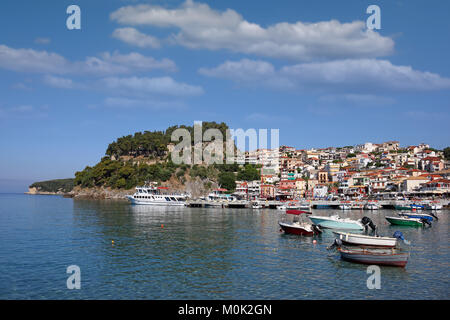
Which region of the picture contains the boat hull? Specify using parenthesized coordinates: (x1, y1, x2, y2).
(309, 216, 364, 230)
(385, 216, 423, 227)
(399, 213, 433, 221)
(394, 205, 412, 211)
(127, 196, 186, 206)
(333, 232, 397, 248)
(338, 248, 408, 267)
(279, 222, 315, 236)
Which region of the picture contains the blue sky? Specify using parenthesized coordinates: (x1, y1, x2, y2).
(1, 0, 449, 192)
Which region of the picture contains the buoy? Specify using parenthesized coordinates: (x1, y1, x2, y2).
(161, 224, 164, 229)
(111, 240, 114, 245)
(313, 240, 317, 244)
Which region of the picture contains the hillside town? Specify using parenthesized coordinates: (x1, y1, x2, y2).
(230, 141, 450, 201)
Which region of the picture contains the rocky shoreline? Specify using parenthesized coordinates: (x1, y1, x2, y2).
(25, 176, 218, 200)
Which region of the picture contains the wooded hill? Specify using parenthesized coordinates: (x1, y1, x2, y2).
(73, 122, 259, 192)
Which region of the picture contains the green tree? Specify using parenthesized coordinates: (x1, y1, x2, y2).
(444, 147, 450, 160)
(237, 164, 260, 181)
(218, 172, 236, 192)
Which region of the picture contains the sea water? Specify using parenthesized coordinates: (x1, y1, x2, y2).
(0, 194, 448, 299)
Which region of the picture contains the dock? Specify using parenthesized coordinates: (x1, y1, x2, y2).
(185, 199, 450, 209)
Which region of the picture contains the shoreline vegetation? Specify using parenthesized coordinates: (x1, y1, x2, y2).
(27, 121, 260, 199)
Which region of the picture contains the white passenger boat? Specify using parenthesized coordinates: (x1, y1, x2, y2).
(364, 203, 379, 210)
(339, 204, 351, 210)
(424, 201, 443, 210)
(127, 183, 188, 206)
(207, 188, 236, 202)
(252, 202, 262, 209)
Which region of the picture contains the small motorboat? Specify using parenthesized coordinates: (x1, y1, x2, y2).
(339, 204, 351, 210)
(351, 203, 365, 210)
(277, 205, 287, 210)
(385, 216, 430, 227)
(279, 210, 322, 236)
(398, 212, 436, 221)
(298, 202, 311, 210)
(332, 231, 407, 248)
(364, 203, 379, 210)
(424, 202, 443, 210)
(410, 204, 424, 211)
(308, 215, 365, 230)
(338, 246, 409, 267)
(252, 202, 262, 209)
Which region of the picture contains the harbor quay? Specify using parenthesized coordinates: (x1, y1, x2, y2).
(185, 198, 450, 209)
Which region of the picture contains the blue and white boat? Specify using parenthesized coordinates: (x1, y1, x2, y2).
(399, 212, 434, 221)
(308, 215, 365, 230)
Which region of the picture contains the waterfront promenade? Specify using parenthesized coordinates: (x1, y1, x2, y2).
(186, 198, 450, 209)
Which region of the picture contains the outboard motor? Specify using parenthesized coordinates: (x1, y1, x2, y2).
(312, 224, 322, 235)
(429, 212, 439, 221)
(420, 218, 432, 227)
(393, 231, 405, 241)
(361, 216, 378, 235)
(393, 231, 410, 245)
(327, 238, 342, 250)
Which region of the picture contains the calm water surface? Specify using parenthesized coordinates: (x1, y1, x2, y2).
(0, 194, 448, 299)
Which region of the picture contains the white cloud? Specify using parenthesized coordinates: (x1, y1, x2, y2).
(104, 97, 185, 109)
(43, 75, 76, 89)
(199, 58, 450, 92)
(110, 0, 394, 61)
(112, 27, 161, 48)
(99, 76, 204, 97)
(199, 59, 293, 89)
(199, 59, 274, 81)
(100, 51, 176, 72)
(281, 59, 450, 91)
(0, 44, 176, 76)
(0, 44, 68, 73)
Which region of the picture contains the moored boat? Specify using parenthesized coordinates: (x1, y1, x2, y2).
(394, 204, 412, 211)
(337, 246, 409, 267)
(364, 203, 379, 210)
(398, 212, 435, 221)
(410, 204, 424, 211)
(339, 204, 351, 210)
(279, 210, 322, 236)
(424, 201, 443, 210)
(385, 216, 425, 227)
(332, 231, 400, 248)
(298, 202, 311, 210)
(252, 202, 262, 209)
(127, 183, 188, 206)
(308, 215, 365, 230)
(351, 203, 365, 210)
